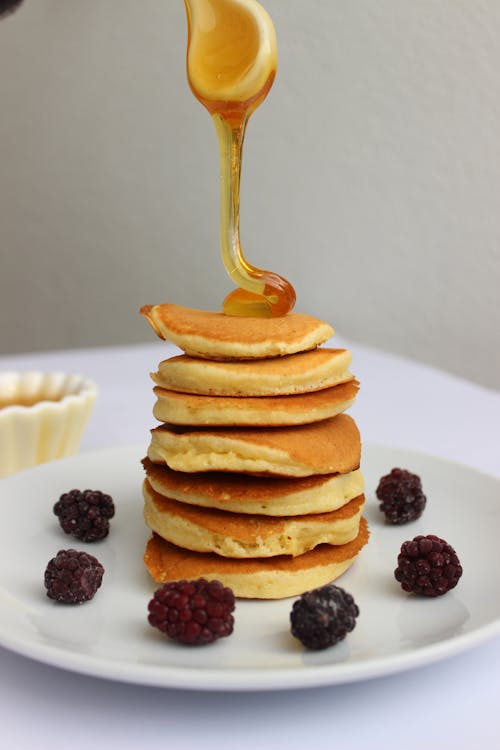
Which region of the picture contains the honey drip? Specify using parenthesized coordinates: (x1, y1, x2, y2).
(184, 0, 296, 317)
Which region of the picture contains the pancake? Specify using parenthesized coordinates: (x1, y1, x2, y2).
(144, 517, 369, 599)
(152, 348, 353, 396)
(152, 379, 359, 426)
(140, 303, 333, 360)
(142, 457, 364, 516)
(143, 478, 365, 558)
(148, 413, 361, 477)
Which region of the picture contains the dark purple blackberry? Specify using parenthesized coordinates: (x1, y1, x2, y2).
(44, 549, 104, 604)
(376, 468, 426, 524)
(0, 0, 23, 19)
(290, 584, 359, 650)
(395, 534, 462, 596)
(53, 489, 115, 542)
(148, 578, 235, 645)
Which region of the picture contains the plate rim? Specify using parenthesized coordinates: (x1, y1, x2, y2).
(2, 613, 500, 692)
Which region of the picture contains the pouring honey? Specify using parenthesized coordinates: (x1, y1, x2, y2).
(184, 0, 296, 317)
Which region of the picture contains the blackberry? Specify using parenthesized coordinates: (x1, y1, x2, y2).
(395, 534, 462, 596)
(376, 468, 426, 524)
(290, 584, 359, 650)
(148, 578, 235, 645)
(0, 0, 23, 19)
(53, 489, 115, 542)
(44, 549, 104, 604)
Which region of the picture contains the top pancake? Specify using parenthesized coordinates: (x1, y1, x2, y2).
(152, 348, 353, 396)
(140, 303, 334, 360)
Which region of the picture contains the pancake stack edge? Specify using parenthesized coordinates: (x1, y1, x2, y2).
(141, 303, 369, 599)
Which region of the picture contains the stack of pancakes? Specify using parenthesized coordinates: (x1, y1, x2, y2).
(140, 303, 369, 599)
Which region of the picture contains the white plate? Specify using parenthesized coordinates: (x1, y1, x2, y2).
(0, 444, 499, 691)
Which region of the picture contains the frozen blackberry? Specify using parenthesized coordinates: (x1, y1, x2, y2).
(376, 468, 426, 524)
(290, 584, 359, 650)
(53, 489, 115, 542)
(395, 534, 462, 596)
(148, 578, 235, 645)
(44, 549, 104, 604)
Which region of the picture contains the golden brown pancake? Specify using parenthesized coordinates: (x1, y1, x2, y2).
(152, 348, 353, 396)
(148, 413, 361, 476)
(143, 478, 365, 558)
(152, 379, 359, 427)
(144, 517, 369, 599)
(142, 457, 364, 516)
(140, 303, 333, 360)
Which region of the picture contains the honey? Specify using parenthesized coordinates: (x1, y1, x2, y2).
(0, 395, 62, 410)
(184, 0, 296, 317)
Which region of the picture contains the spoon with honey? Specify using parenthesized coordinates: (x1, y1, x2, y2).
(184, 0, 296, 317)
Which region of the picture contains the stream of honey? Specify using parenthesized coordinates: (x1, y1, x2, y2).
(184, 0, 296, 317)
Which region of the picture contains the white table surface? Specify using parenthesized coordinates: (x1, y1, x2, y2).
(1, 337, 499, 750)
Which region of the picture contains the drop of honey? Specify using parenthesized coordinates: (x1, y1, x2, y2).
(184, 0, 296, 317)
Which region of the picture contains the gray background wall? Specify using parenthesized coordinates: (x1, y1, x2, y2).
(0, 0, 499, 390)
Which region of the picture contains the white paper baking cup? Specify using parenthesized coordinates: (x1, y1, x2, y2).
(0, 372, 97, 478)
